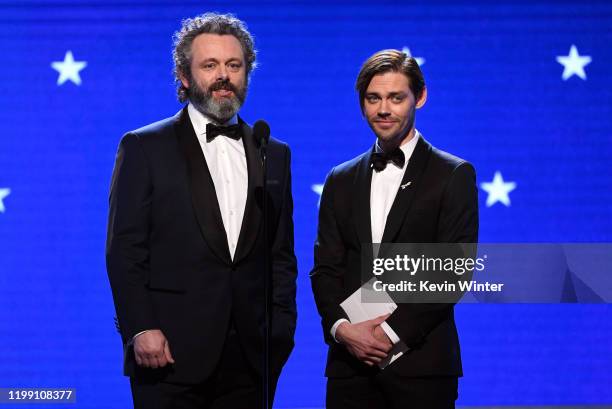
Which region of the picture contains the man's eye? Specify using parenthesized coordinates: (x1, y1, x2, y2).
(203, 63, 216, 70)
(366, 96, 379, 103)
(393, 96, 405, 102)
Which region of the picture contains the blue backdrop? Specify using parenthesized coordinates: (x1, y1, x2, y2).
(1, 1, 611, 408)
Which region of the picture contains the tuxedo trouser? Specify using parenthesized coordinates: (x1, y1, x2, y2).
(130, 324, 274, 409)
(326, 372, 458, 409)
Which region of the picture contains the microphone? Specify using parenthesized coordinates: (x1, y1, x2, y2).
(253, 120, 270, 148)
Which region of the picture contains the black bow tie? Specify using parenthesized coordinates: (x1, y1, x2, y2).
(206, 123, 242, 143)
(370, 149, 405, 172)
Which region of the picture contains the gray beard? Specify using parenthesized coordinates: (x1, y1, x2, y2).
(189, 80, 246, 124)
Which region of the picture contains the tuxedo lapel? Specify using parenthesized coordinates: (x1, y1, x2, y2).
(355, 147, 375, 247)
(233, 118, 263, 265)
(174, 107, 232, 265)
(380, 136, 432, 243)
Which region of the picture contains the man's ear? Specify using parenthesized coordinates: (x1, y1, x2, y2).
(179, 71, 190, 89)
(416, 86, 427, 109)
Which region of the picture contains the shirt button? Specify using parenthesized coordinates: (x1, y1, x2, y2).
(229, 210, 234, 216)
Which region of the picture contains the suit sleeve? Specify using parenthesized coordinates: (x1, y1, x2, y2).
(310, 167, 350, 344)
(436, 162, 479, 244)
(270, 145, 298, 367)
(106, 132, 158, 343)
(385, 162, 479, 347)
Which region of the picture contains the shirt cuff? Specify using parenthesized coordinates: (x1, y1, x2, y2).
(380, 321, 400, 344)
(130, 330, 151, 344)
(330, 319, 350, 343)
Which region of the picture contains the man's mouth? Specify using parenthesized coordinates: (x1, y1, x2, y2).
(374, 120, 397, 129)
(213, 89, 234, 98)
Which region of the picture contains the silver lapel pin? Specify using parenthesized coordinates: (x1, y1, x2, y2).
(400, 181, 412, 190)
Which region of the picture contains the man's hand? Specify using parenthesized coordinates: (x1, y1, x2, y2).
(373, 325, 392, 345)
(335, 314, 392, 366)
(133, 329, 175, 368)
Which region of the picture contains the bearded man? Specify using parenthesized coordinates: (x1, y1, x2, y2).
(106, 12, 297, 409)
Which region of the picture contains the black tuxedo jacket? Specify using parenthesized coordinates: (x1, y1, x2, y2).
(106, 107, 297, 384)
(311, 135, 478, 378)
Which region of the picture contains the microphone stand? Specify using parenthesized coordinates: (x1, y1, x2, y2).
(259, 134, 271, 409)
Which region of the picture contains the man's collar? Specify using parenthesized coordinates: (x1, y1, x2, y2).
(187, 103, 238, 136)
(375, 129, 421, 155)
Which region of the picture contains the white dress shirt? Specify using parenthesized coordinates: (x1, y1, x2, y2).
(188, 103, 248, 261)
(331, 131, 421, 346)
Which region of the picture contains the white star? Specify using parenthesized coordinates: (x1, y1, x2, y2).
(51, 51, 87, 85)
(480, 172, 516, 207)
(402, 47, 425, 66)
(556, 45, 591, 81)
(312, 184, 324, 207)
(0, 188, 10, 213)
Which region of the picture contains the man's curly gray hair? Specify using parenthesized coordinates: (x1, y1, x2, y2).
(172, 12, 257, 102)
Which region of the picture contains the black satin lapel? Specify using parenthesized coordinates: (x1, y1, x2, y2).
(380, 137, 432, 244)
(355, 147, 375, 247)
(233, 119, 263, 265)
(355, 147, 376, 277)
(174, 107, 232, 265)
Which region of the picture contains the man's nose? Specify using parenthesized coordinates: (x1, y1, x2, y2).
(377, 100, 391, 117)
(377, 109, 391, 118)
(216, 65, 229, 81)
